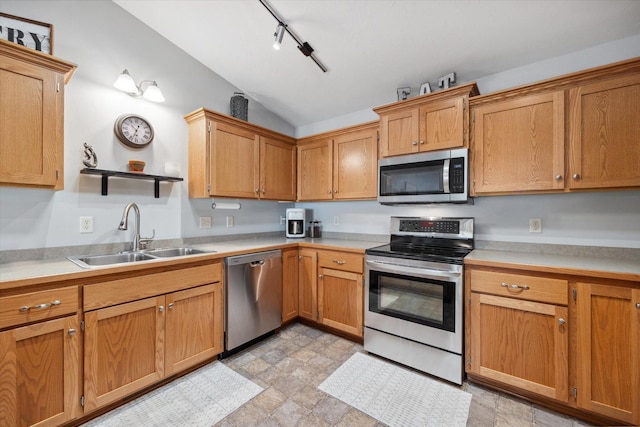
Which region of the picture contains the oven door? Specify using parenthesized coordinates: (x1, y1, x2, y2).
(365, 255, 463, 354)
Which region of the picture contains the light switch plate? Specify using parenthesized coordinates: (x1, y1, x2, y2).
(529, 218, 542, 233)
(199, 216, 212, 228)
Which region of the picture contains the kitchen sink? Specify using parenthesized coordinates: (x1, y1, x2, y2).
(67, 252, 157, 268)
(143, 247, 212, 257)
(67, 247, 215, 268)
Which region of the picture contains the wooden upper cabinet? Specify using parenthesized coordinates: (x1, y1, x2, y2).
(0, 40, 76, 190)
(260, 136, 296, 200)
(472, 91, 565, 194)
(568, 73, 640, 190)
(185, 108, 296, 200)
(375, 82, 478, 158)
(210, 121, 260, 199)
(297, 138, 333, 200)
(297, 121, 378, 201)
(470, 57, 640, 196)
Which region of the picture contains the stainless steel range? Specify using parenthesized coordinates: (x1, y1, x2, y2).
(364, 216, 474, 385)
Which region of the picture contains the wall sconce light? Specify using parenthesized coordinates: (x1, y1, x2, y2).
(113, 69, 165, 103)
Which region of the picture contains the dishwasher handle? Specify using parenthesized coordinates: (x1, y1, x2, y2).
(250, 260, 265, 267)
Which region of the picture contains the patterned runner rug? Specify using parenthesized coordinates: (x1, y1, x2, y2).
(82, 362, 263, 427)
(318, 352, 472, 427)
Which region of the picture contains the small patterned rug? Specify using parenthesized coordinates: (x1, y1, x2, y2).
(82, 362, 263, 427)
(318, 352, 472, 427)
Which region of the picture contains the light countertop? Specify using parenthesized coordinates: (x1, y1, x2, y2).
(465, 249, 640, 282)
(0, 237, 382, 291)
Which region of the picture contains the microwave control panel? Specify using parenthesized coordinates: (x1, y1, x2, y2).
(449, 157, 465, 193)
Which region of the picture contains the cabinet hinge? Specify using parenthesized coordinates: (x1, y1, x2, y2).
(572, 387, 578, 398)
(207, 184, 211, 192)
(207, 123, 211, 133)
(468, 298, 472, 309)
(573, 288, 577, 302)
(80, 395, 85, 407)
(472, 111, 475, 123)
(376, 130, 380, 142)
(56, 82, 61, 92)
(55, 170, 59, 180)
(468, 355, 472, 367)
(80, 320, 85, 332)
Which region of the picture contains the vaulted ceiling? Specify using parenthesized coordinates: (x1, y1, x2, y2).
(114, 0, 640, 128)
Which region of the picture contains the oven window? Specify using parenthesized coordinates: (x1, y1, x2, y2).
(369, 270, 455, 332)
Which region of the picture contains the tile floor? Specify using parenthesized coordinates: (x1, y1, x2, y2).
(217, 323, 594, 427)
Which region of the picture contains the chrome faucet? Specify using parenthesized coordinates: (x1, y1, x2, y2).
(118, 202, 154, 251)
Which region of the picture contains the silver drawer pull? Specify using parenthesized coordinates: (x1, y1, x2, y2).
(333, 260, 347, 265)
(19, 300, 61, 312)
(558, 318, 566, 325)
(500, 283, 530, 291)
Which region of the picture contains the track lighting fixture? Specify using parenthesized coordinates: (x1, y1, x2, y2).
(113, 69, 165, 103)
(273, 23, 285, 50)
(259, 0, 328, 73)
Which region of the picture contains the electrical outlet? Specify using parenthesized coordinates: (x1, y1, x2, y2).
(529, 218, 542, 233)
(80, 216, 94, 233)
(226, 216, 234, 227)
(280, 216, 286, 225)
(199, 216, 212, 229)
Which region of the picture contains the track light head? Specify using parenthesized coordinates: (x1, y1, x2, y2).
(273, 23, 285, 50)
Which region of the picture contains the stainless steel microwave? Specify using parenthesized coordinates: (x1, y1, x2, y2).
(377, 148, 469, 204)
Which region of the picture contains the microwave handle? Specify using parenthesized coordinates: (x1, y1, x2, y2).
(442, 158, 450, 194)
(366, 260, 461, 280)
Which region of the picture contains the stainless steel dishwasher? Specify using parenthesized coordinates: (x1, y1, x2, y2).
(224, 250, 282, 354)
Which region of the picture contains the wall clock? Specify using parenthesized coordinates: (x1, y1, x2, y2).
(114, 114, 154, 148)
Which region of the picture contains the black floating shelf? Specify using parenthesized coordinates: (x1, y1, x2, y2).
(80, 168, 183, 198)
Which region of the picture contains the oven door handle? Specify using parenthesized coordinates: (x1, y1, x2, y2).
(366, 260, 461, 280)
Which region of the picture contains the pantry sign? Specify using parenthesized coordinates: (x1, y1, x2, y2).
(0, 13, 53, 54)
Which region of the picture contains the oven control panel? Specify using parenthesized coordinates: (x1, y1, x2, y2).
(398, 219, 459, 234)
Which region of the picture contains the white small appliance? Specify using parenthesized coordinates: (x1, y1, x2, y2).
(285, 208, 305, 238)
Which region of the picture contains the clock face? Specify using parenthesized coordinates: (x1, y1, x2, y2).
(114, 114, 154, 148)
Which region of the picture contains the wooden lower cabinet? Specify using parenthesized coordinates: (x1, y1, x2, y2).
(575, 282, 640, 424)
(467, 264, 640, 425)
(469, 293, 569, 401)
(83, 282, 223, 413)
(318, 267, 363, 337)
(282, 248, 299, 322)
(0, 314, 82, 427)
(298, 249, 318, 321)
(165, 283, 223, 376)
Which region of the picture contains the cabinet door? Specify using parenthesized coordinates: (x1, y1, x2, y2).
(0, 315, 81, 427)
(419, 95, 465, 151)
(568, 74, 640, 190)
(0, 56, 62, 188)
(472, 91, 565, 194)
(470, 293, 569, 402)
(209, 121, 260, 198)
(165, 283, 223, 376)
(575, 283, 640, 424)
(379, 108, 419, 157)
(298, 249, 318, 321)
(318, 268, 363, 337)
(297, 139, 333, 200)
(84, 296, 165, 412)
(333, 128, 378, 200)
(259, 136, 296, 200)
(282, 248, 299, 322)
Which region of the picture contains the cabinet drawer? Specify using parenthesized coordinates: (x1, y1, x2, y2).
(84, 262, 222, 311)
(0, 285, 79, 329)
(317, 251, 363, 273)
(470, 269, 567, 305)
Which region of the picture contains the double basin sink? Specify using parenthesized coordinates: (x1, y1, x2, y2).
(67, 247, 215, 269)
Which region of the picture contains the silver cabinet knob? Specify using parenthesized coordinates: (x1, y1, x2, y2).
(412, 141, 418, 146)
(318, 274, 323, 279)
(168, 303, 174, 310)
(159, 305, 165, 312)
(555, 174, 562, 180)
(419, 140, 424, 145)
(572, 173, 580, 179)
(68, 328, 77, 337)
(558, 318, 566, 325)
(636, 303, 640, 309)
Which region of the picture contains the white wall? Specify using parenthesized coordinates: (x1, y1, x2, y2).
(0, 1, 295, 251)
(1, 2, 639, 252)
(295, 34, 640, 249)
